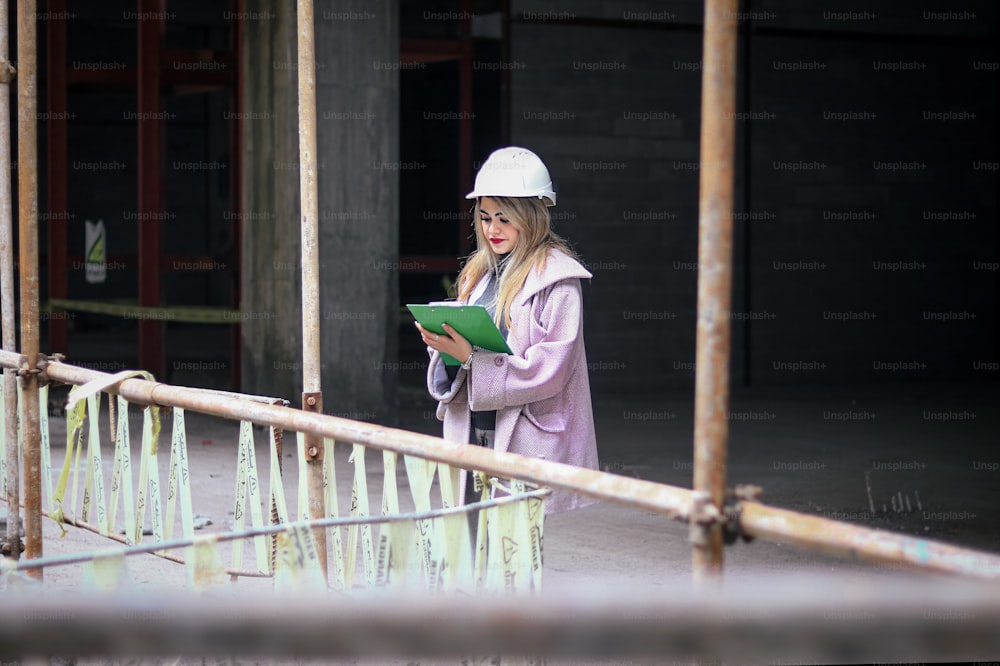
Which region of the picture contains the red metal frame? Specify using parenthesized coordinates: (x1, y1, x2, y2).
(44, 1, 244, 387)
(398, 0, 477, 270)
(45, 0, 68, 355)
(230, 0, 244, 389)
(137, 0, 165, 378)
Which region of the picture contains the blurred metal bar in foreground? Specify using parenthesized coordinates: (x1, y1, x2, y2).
(692, 0, 739, 580)
(0, 585, 998, 663)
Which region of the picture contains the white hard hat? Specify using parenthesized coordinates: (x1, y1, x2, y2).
(466, 146, 556, 206)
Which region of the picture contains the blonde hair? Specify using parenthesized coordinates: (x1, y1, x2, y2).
(458, 196, 578, 332)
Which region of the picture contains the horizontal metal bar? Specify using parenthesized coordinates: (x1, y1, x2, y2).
(1, 584, 999, 662)
(40, 513, 269, 579)
(6, 489, 549, 573)
(738, 500, 1000, 578)
(0, 350, 696, 521)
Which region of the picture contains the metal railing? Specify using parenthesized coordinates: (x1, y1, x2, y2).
(0, 356, 550, 595)
(3, 348, 999, 582)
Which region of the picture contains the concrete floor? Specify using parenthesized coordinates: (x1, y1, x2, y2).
(396, 376, 1000, 588)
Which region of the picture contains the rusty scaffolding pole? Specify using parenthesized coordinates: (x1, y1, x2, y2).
(691, 0, 738, 580)
(296, 0, 327, 578)
(0, 0, 18, 560)
(16, 0, 42, 577)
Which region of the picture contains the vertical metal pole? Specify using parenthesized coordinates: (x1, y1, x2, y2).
(0, 0, 20, 560)
(691, 0, 738, 581)
(296, 0, 327, 580)
(17, 0, 43, 577)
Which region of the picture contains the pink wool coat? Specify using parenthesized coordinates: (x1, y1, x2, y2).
(426, 248, 600, 514)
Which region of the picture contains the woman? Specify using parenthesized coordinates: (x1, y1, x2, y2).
(416, 146, 599, 514)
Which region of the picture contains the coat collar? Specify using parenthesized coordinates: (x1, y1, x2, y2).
(468, 248, 592, 305)
(517, 248, 592, 304)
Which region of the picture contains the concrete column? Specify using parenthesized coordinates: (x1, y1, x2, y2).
(242, 0, 399, 419)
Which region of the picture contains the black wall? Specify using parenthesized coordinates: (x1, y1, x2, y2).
(510, 0, 999, 393)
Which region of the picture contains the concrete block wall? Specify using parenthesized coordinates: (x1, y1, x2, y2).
(747, 23, 997, 385)
(511, 0, 998, 393)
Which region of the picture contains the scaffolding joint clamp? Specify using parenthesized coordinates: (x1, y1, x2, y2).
(688, 491, 723, 547)
(0, 59, 15, 84)
(302, 391, 323, 461)
(16, 356, 40, 378)
(36, 352, 66, 386)
(1, 539, 25, 556)
(722, 484, 763, 545)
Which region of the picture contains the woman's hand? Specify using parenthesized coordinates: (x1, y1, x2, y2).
(416, 322, 474, 365)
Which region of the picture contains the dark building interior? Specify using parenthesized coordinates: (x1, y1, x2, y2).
(9, 0, 995, 396)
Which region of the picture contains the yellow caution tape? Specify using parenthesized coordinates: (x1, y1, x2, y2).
(83, 550, 128, 592)
(296, 432, 308, 522)
(322, 438, 345, 591)
(164, 407, 194, 548)
(268, 427, 290, 532)
(50, 385, 83, 535)
(403, 456, 444, 592)
(346, 443, 376, 589)
(523, 489, 545, 593)
(473, 476, 490, 590)
(49, 387, 79, 537)
(68, 389, 85, 523)
(437, 463, 460, 509)
(134, 406, 163, 545)
(0, 379, 5, 499)
(161, 407, 188, 566)
(191, 535, 227, 590)
(82, 394, 109, 534)
(274, 523, 325, 595)
(387, 520, 418, 592)
(440, 511, 473, 594)
(7, 375, 546, 597)
(266, 428, 290, 577)
(232, 420, 268, 574)
(109, 396, 136, 545)
(39, 384, 55, 515)
(376, 451, 399, 588)
(47, 298, 242, 325)
(485, 499, 515, 594)
(67, 370, 155, 411)
(381, 451, 400, 514)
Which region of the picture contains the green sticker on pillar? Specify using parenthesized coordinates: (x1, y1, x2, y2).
(85, 219, 107, 284)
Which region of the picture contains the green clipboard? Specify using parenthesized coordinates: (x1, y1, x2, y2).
(407, 303, 512, 366)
